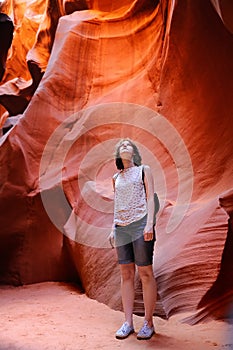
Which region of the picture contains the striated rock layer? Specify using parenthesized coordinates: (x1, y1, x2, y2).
(0, 0, 233, 322)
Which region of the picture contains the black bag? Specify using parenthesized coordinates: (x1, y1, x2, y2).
(142, 166, 160, 225)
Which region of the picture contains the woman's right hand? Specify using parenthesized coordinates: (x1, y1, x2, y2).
(108, 230, 115, 249)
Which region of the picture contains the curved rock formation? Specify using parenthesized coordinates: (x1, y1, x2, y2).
(0, 0, 233, 323)
(0, 0, 89, 118)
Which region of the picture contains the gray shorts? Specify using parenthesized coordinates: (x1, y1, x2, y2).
(114, 215, 155, 266)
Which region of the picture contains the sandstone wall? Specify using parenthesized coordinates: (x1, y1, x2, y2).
(0, 0, 233, 321)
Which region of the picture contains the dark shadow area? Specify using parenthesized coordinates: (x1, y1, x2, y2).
(0, 13, 14, 82)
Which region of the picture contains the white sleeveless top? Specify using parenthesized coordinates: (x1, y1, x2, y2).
(113, 165, 147, 226)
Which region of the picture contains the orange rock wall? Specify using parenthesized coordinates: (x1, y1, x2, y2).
(0, 0, 233, 321)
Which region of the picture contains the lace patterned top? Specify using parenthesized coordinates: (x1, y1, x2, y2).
(113, 165, 147, 226)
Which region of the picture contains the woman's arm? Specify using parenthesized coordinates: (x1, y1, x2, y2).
(143, 165, 155, 241)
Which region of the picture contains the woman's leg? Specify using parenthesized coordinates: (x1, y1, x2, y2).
(120, 263, 136, 326)
(137, 264, 157, 327)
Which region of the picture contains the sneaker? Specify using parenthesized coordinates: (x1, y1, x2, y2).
(115, 322, 134, 339)
(137, 320, 155, 340)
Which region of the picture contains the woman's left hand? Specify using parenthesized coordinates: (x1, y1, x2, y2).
(143, 225, 154, 241)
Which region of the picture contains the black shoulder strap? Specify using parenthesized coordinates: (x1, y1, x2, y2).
(142, 165, 147, 198)
(142, 165, 145, 187)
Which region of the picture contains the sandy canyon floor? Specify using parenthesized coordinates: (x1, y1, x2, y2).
(0, 282, 232, 350)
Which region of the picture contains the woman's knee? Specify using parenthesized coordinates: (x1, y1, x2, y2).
(138, 265, 154, 282)
(120, 264, 135, 281)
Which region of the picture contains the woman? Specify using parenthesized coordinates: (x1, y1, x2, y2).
(109, 138, 157, 340)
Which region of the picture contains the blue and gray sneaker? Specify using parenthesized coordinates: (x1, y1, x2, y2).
(115, 322, 134, 339)
(137, 320, 155, 340)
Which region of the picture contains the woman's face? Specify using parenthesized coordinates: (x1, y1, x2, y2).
(118, 140, 134, 160)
